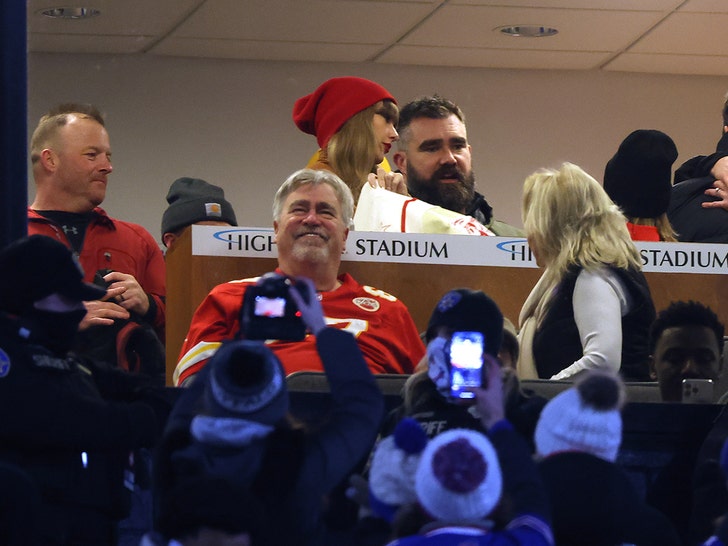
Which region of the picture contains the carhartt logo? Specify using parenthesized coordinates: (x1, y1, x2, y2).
(205, 202, 222, 217)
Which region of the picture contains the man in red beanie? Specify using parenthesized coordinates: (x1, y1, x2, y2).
(174, 168, 425, 386)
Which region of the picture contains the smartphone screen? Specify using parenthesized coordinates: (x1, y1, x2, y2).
(449, 331, 485, 399)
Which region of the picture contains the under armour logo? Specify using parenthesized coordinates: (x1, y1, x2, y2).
(62, 225, 79, 235)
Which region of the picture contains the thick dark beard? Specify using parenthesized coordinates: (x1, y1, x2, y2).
(406, 161, 476, 214)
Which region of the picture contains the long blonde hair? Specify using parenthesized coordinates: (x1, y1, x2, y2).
(326, 100, 398, 202)
(521, 162, 643, 326)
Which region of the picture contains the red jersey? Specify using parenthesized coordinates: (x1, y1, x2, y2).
(175, 272, 424, 385)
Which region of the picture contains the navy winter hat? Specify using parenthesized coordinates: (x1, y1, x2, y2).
(202, 340, 289, 427)
(426, 289, 503, 357)
(604, 129, 678, 218)
(0, 235, 106, 314)
(161, 177, 237, 238)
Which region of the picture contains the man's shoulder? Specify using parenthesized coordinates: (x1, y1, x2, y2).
(671, 175, 714, 196)
(469, 193, 524, 237)
(487, 219, 525, 237)
(338, 273, 406, 305)
(101, 211, 157, 240)
(207, 276, 258, 297)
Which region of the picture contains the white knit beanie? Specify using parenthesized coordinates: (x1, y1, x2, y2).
(535, 371, 625, 462)
(415, 429, 502, 521)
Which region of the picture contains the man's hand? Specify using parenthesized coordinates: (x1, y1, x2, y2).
(367, 166, 408, 196)
(79, 300, 130, 330)
(102, 271, 150, 316)
(288, 276, 326, 336)
(703, 176, 728, 210)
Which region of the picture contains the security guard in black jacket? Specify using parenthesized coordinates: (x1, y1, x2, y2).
(0, 235, 170, 546)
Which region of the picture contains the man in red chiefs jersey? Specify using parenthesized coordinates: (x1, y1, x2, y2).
(174, 169, 425, 386)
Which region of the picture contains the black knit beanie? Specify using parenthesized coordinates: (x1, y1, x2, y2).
(603, 129, 677, 218)
(161, 177, 237, 238)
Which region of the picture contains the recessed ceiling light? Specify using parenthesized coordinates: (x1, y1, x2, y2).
(38, 7, 101, 19)
(497, 25, 558, 38)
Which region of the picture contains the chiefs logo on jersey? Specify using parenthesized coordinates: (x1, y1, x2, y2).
(352, 297, 380, 312)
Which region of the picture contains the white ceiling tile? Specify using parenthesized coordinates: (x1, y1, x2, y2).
(22, 0, 728, 77)
(27, 0, 204, 36)
(402, 6, 664, 51)
(378, 45, 610, 70)
(678, 0, 728, 13)
(605, 52, 728, 76)
(152, 38, 383, 62)
(454, 0, 682, 9)
(28, 33, 155, 54)
(171, 0, 435, 44)
(630, 13, 728, 55)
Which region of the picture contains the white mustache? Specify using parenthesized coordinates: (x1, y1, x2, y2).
(295, 230, 328, 241)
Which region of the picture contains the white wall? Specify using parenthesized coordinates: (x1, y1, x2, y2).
(28, 53, 728, 244)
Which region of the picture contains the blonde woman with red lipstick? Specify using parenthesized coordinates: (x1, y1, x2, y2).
(293, 76, 403, 203)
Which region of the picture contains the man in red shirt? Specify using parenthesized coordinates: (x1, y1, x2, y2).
(175, 169, 425, 386)
(27, 103, 165, 373)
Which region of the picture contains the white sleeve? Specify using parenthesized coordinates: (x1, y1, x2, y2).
(550, 268, 631, 380)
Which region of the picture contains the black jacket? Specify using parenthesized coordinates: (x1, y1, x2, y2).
(0, 313, 162, 543)
(532, 266, 655, 381)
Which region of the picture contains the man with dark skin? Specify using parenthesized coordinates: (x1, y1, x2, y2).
(648, 300, 724, 402)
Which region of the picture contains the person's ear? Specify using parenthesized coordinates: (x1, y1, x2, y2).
(392, 151, 407, 174)
(341, 227, 349, 253)
(162, 232, 176, 249)
(40, 148, 57, 171)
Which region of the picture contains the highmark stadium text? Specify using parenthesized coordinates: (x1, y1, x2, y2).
(196, 227, 727, 273)
(353, 237, 448, 258)
(640, 247, 728, 269)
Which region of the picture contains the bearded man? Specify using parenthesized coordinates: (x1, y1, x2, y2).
(393, 95, 523, 236)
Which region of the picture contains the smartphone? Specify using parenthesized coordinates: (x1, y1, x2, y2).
(682, 379, 714, 404)
(448, 331, 485, 399)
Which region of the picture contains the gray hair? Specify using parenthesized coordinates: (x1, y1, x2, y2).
(272, 169, 355, 229)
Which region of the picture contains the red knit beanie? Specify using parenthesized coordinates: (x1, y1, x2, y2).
(292, 76, 396, 148)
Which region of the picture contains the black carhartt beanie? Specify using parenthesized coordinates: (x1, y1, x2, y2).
(161, 177, 237, 238)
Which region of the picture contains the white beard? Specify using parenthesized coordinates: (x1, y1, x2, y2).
(290, 237, 330, 264)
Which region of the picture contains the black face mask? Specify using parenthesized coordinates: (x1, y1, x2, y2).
(19, 308, 87, 354)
